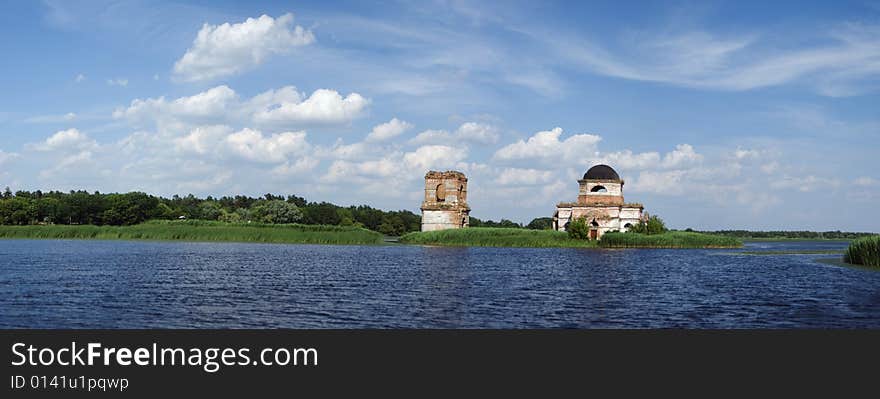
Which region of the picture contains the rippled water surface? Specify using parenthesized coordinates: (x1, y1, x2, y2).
(1, 239, 878, 328)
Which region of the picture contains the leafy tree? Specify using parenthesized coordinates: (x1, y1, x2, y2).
(198, 201, 223, 221)
(251, 200, 303, 224)
(629, 214, 667, 235)
(303, 202, 341, 225)
(567, 217, 590, 240)
(526, 217, 553, 230)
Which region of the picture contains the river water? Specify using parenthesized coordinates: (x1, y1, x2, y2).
(1, 239, 877, 328)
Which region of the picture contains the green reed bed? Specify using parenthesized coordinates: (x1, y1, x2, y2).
(843, 235, 880, 267)
(399, 227, 598, 248)
(599, 231, 742, 249)
(0, 220, 384, 245)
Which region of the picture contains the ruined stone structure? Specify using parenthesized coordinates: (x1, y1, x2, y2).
(552, 164, 645, 240)
(421, 171, 470, 232)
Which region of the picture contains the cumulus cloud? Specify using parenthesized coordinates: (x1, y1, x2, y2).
(403, 145, 468, 172)
(409, 129, 452, 146)
(173, 125, 233, 155)
(408, 122, 500, 146)
(113, 84, 367, 128)
(661, 144, 702, 168)
(492, 127, 601, 164)
(454, 122, 500, 144)
(253, 89, 369, 125)
(173, 13, 315, 82)
(366, 118, 413, 142)
(0, 150, 19, 165)
(324, 158, 399, 182)
(272, 156, 319, 177)
(223, 128, 310, 163)
(30, 128, 97, 152)
(114, 85, 238, 124)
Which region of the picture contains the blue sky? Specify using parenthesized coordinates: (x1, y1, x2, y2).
(0, 0, 878, 231)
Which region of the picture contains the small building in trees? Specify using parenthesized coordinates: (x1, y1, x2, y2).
(552, 164, 645, 240)
(420, 171, 470, 232)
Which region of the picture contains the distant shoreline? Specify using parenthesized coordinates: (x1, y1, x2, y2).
(0, 222, 867, 249)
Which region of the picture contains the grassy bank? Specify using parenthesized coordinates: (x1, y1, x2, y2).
(843, 235, 880, 267)
(0, 220, 384, 245)
(399, 227, 598, 248)
(599, 231, 742, 248)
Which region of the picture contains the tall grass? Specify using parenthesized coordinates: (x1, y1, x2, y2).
(400, 227, 598, 248)
(0, 220, 384, 245)
(843, 235, 880, 267)
(599, 231, 742, 248)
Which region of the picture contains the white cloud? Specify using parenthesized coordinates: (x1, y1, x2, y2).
(771, 175, 841, 192)
(114, 85, 238, 123)
(545, 23, 880, 96)
(30, 128, 97, 152)
(455, 122, 499, 145)
(366, 117, 413, 142)
(173, 125, 232, 155)
(173, 13, 315, 82)
(408, 129, 452, 146)
(0, 150, 19, 165)
(272, 157, 319, 177)
(403, 145, 468, 172)
(113, 84, 368, 129)
(661, 144, 703, 168)
(75, 74, 85, 83)
(253, 89, 369, 125)
(106, 78, 128, 87)
(493, 127, 601, 164)
(24, 112, 77, 124)
(409, 122, 500, 146)
(854, 176, 878, 187)
(324, 158, 399, 182)
(223, 128, 310, 163)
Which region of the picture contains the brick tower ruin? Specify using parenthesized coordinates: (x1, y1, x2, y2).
(420, 171, 470, 232)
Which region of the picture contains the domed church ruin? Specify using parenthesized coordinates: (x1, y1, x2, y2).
(552, 164, 645, 240)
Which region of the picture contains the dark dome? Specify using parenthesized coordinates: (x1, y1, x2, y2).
(583, 164, 620, 180)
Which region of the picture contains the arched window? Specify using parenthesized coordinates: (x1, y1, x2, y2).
(436, 184, 446, 202)
(591, 185, 607, 193)
(590, 219, 599, 227)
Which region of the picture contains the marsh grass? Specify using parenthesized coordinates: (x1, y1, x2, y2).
(399, 227, 598, 248)
(599, 231, 742, 248)
(843, 235, 880, 267)
(0, 220, 384, 245)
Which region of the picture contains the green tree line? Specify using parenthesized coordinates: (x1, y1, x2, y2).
(0, 187, 555, 236)
(0, 188, 422, 236)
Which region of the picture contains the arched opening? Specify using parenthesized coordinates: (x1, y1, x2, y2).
(458, 184, 464, 201)
(590, 219, 599, 227)
(563, 222, 570, 230)
(624, 223, 633, 229)
(591, 185, 607, 193)
(436, 183, 446, 202)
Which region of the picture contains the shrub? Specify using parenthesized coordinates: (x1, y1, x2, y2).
(628, 214, 667, 235)
(567, 217, 590, 240)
